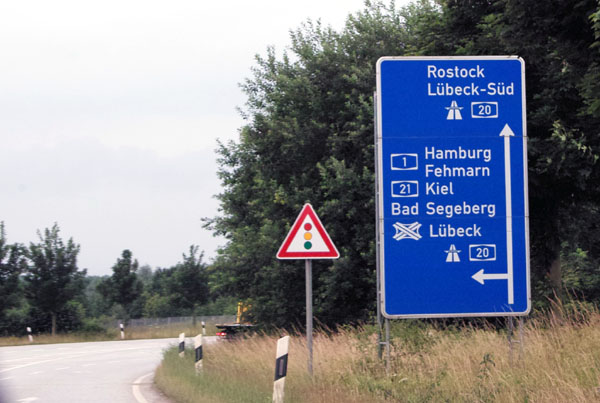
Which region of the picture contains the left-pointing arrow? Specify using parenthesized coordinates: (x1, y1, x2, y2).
(471, 269, 509, 285)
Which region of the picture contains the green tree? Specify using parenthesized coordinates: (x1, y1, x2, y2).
(142, 246, 209, 317)
(208, 0, 600, 327)
(434, 0, 600, 304)
(206, 2, 418, 327)
(0, 222, 28, 334)
(168, 246, 209, 312)
(137, 265, 154, 288)
(142, 268, 178, 317)
(97, 249, 144, 319)
(83, 275, 112, 318)
(25, 224, 86, 335)
(142, 293, 172, 317)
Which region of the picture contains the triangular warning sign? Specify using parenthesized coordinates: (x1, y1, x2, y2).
(277, 204, 340, 260)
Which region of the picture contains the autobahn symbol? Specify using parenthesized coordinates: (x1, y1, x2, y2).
(445, 245, 461, 262)
(376, 56, 530, 318)
(446, 100, 463, 120)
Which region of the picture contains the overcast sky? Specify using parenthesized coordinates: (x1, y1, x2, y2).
(0, 0, 409, 276)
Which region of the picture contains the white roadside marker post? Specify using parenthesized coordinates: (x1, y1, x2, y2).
(27, 327, 33, 343)
(120, 323, 125, 340)
(272, 335, 290, 403)
(179, 333, 185, 358)
(194, 334, 203, 374)
(201, 321, 206, 336)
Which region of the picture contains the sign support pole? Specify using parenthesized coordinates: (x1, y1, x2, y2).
(374, 91, 385, 361)
(385, 318, 391, 375)
(277, 203, 339, 376)
(507, 316, 514, 364)
(507, 316, 525, 364)
(518, 317, 524, 359)
(305, 259, 313, 376)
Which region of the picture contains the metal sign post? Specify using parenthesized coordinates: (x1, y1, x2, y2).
(374, 91, 386, 362)
(305, 259, 313, 375)
(277, 203, 339, 376)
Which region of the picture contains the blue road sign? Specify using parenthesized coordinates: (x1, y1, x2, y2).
(376, 57, 530, 318)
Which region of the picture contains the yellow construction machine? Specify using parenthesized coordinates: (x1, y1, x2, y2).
(215, 302, 254, 340)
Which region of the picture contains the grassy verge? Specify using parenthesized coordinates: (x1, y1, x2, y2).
(0, 323, 218, 347)
(155, 304, 600, 402)
(156, 333, 374, 403)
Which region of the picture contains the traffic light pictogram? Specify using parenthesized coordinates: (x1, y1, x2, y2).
(276, 204, 339, 259)
(303, 223, 312, 250)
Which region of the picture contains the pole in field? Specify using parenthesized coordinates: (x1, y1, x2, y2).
(27, 327, 33, 343)
(272, 335, 290, 403)
(179, 333, 185, 358)
(194, 334, 203, 374)
(120, 323, 125, 340)
(305, 259, 313, 375)
(201, 321, 206, 336)
(276, 204, 339, 376)
(507, 316, 525, 364)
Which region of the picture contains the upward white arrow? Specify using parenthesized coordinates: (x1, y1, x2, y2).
(500, 123, 515, 305)
(499, 123, 515, 138)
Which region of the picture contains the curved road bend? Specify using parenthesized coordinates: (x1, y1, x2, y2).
(0, 337, 215, 402)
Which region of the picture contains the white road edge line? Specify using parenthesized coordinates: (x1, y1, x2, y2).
(132, 372, 153, 403)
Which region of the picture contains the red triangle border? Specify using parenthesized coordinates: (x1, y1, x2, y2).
(276, 204, 340, 259)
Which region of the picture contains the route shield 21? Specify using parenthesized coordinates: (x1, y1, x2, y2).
(376, 56, 530, 318)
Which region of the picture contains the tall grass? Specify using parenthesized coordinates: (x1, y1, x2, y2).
(0, 323, 218, 347)
(155, 304, 600, 402)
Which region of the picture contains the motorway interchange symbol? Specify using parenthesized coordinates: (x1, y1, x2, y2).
(392, 222, 422, 241)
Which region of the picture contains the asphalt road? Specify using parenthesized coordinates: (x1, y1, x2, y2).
(0, 336, 216, 403)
